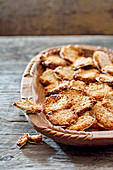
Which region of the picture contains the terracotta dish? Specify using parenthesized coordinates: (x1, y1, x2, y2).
(21, 45, 113, 146)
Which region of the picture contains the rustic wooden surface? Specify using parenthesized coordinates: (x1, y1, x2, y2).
(0, 0, 113, 36)
(1, 36, 113, 169)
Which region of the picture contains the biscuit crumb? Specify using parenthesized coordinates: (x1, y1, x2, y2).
(13, 98, 42, 113)
(16, 134, 43, 148)
(16, 133, 29, 148)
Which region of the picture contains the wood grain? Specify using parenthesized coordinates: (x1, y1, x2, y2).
(1, 36, 113, 169)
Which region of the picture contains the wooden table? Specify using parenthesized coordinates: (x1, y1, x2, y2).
(1, 36, 113, 170)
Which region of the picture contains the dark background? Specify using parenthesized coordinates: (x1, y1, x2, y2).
(0, 0, 113, 35)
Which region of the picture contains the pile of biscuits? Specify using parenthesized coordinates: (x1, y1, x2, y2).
(39, 45, 113, 131)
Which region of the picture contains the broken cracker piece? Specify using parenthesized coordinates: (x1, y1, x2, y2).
(16, 134, 43, 148)
(13, 98, 42, 113)
(28, 134, 43, 144)
(16, 133, 29, 148)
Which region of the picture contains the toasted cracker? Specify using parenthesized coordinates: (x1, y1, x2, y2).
(80, 111, 99, 129)
(84, 83, 112, 100)
(86, 108, 98, 127)
(16, 133, 43, 147)
(72, 95, 96, 115)
(46, 109, 78, 127)
(61, 88, 82, 99)
(28, 134, 43, 144)
(40, 54, 67, 69)
(90, 122, 100, 129)
(87, 106, 101, 129)
(102, 65, 113, 75)
(67, 115, 95, 131)
(16, 133, 29, 148)
(40, 68, 59, 85)
(54, 66, 75, 81)
(13, 98, 42, 113)
(94, 102, 113, 130)
(96, 73, 113, 85)
(44, 81, 70, 95)
(74, 68, 100, 83)
(102, 91, 113, 112)
(43, 93, 72, 114)
(60, 45, 84, 63)
(71, 57, 94, 70)
(69, 80, 86, 91)
(93, 51, 112, 70)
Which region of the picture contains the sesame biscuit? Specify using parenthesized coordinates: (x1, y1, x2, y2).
(44, 81, 70, 95)
(43, 93, 72, 114)
(93, 51, 112, 70)
(40, 54, 67, 69)
(87, 106, 101, 129)
(71, 57, 94, 70)
(60, 45, 84, 64)
(96, 73, 113, 85)
(69, 80, 86, 91)
(61, 88, 82, 98)
(84, 83, 112, 100)
(94, 102, 113, 130)
(72, 95, 96, 115)
(102, 91, 113, 112)
(74, 68, 100, 83)
(67, 115, 95, 131)
(40, 69, 59, 85)
(102, 65, 113, 75)
(46, 109, 78, 127)
(54, 66, 75, 81)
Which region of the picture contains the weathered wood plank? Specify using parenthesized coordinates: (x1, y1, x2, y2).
(0, 36, 113, 54)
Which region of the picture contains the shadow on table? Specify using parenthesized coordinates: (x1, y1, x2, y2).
(21, 140, 57, 163)
(57, 143, 113, 167)
(58, 142, 113, 156)
(21, 139, 113, 167)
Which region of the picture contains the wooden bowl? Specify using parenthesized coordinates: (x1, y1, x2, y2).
(21, 45, 113, 146)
